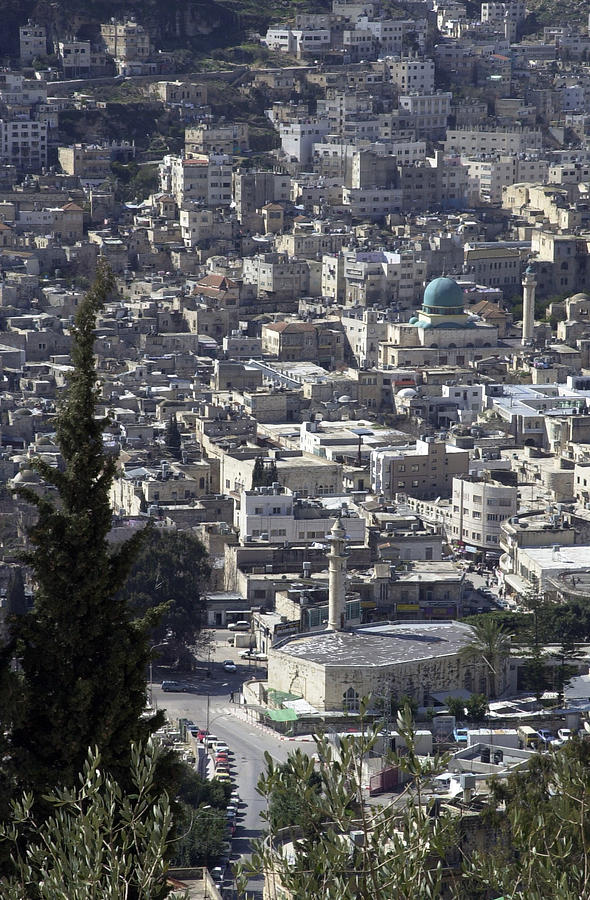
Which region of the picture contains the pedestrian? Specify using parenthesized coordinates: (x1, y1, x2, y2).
(229, 691, 234, 703)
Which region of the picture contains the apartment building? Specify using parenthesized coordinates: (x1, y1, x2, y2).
(100, 20, 151, 61)
(233, 170, 291, 225)
(384, 57, 435, 93)
(0, 119, 47, 171)
(371, 437, 470, 500)
(462, 154, 549, 204)
(341, 307, 388, 367)
(237, 486, 365, 544)
(19, 23, 46, 64)
(0, 73, 47, 107)
(242, 252, 309, 300)
(322, 248, 427, 308)
(152, 81, 208, 105)
(450, 475, 518, 550)
(57, 41, 91, 77)
(445, 128, 543, 155)
(398, 92, 452, 138)
(58, 143, 111, 181)
(185, 123, 249, 156)
(463, 243, 524, 291)
(164, 155, 232, 207)
(279, 119, 331, 165)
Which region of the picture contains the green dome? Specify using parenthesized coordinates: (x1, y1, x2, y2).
(423, 277, 465, 313)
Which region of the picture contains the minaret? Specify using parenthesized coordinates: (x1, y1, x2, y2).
(521, 264, 537, 346)
(327, 517, 347, 631)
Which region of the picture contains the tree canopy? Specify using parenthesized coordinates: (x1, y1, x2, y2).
(467, 738, 590, 899)
(120, 528, 211, 665)
(2, 262, 163, 806)
(459, 618, 512, 699)
(164, 415, 182, 460)
(239, 706, 459, 899)
(0, 741, 173, 900)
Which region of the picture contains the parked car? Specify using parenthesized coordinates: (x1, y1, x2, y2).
(228, 621, 250, 632)
(239, 648, 256, 659)
(252, 652, 268, 662)
(223, 659, 237, 672)
(214, 741, 230, 754)
(161, 681, 189, 692)
(216, 773, 231, 784)
(558, 728, 572, 742)
(453, 727, 468, 744)
(537, 728, 554, 746)
(211, 867, 224, 884)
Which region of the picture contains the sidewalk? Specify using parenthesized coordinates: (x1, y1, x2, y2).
(229, 700, 315, 742)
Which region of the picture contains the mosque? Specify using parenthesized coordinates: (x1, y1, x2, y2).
(260, 519, 500, 719)
(390, 276, 500, 350)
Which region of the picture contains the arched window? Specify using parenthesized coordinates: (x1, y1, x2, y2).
(343, 686, 360, 712)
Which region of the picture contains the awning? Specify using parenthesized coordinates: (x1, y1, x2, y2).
(267, 688, 301, 706)
(264, 708, 298, 722)
(504, 572, 530, 594)
(284, 698, 318, 715)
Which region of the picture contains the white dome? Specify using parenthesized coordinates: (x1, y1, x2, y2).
(397, 388, 417, 399)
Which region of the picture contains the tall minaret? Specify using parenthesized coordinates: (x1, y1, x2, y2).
(327, 517, 347, 631)
(521, 264, 537, 346)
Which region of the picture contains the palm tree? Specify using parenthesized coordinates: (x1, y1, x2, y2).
(460, 619, 512, 700)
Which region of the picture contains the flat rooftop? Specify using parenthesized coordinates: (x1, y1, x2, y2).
(275, 621, 474, 667)
(522, 544, 590, 571)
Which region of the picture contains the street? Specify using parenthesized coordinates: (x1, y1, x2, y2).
(152, 643, 314, 898)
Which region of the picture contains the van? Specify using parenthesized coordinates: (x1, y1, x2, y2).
(518, 725, 540, 750)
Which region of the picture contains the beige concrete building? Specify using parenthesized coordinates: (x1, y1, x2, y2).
(152, 81, 208, 105)
(220, 449, 343, 498)
(450, 475, 518, 550)
(185, 123, 248, 156)
(266, 526, 499, 711)
(100, 20, 151, 61)
(371, 437, 470, 501)
(58, 144, 112, 181)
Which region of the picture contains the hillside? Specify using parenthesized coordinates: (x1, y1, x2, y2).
(0, 0, 331, 60)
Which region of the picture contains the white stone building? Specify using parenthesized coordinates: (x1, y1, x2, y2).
(450, 475, 518, 551)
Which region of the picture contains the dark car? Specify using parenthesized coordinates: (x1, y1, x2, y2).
(161, 680, 190, 692)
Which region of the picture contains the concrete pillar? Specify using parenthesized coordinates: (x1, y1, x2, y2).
(521, 265, 537, 346)
(327, 517, 347, 631)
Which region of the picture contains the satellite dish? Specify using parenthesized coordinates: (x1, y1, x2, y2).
(584, 721, 590, 734)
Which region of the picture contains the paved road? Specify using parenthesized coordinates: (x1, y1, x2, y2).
(153, 652, 313, 898)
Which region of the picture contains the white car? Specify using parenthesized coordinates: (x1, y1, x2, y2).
(239, 649, 256, 659)
(228, 621, 250, 632)
(557, 728, 572, 742)
(214, 741, 231, 754)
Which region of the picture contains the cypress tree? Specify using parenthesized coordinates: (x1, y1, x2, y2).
(165, 414, 182, 459)
(5, 568, 27, 618)
(9, 262, 164, 801)
(252, 456, 265, 488)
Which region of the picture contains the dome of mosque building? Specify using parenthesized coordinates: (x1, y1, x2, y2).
(422, 277, 465, 314)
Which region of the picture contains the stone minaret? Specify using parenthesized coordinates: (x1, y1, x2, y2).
(327, 517, 347, 631)
(521, 264, 537, 346)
